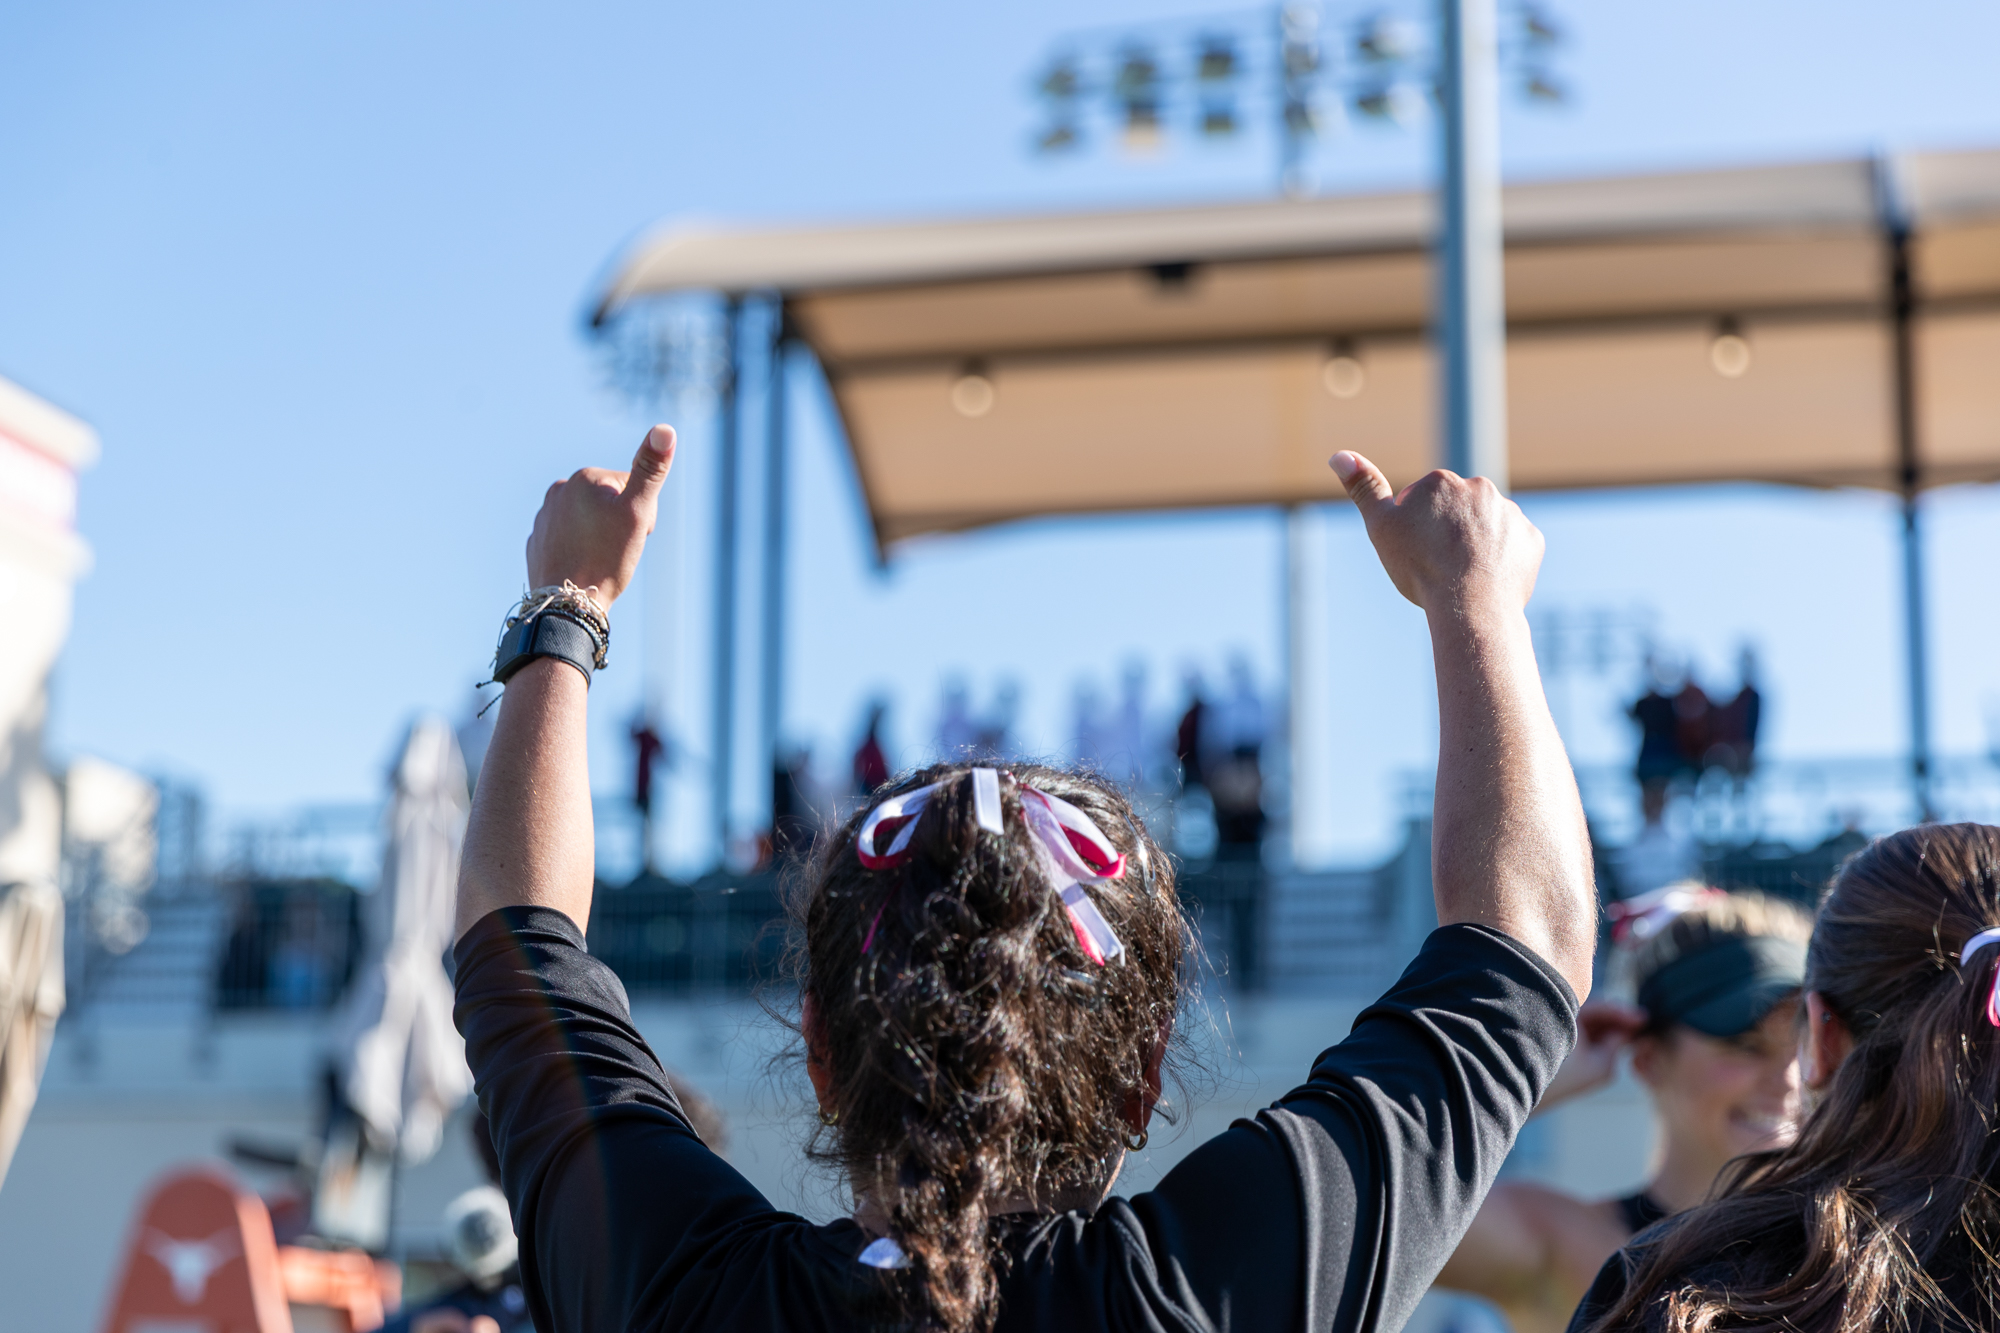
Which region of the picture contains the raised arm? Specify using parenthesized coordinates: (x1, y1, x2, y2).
(1332, 451, 1595, 998)
(455, 426, 677, 939)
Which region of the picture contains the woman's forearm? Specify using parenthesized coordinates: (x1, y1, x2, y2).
(456, 658, 596, 938)
(453, 426, 677, 941)
(1427, 601, 1595, 998)
(1328, 448, 1595, 998)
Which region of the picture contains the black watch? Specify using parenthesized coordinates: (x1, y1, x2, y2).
(492, 612, 599, 687)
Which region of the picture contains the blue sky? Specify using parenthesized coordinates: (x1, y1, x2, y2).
(6, 1, 2000, 872)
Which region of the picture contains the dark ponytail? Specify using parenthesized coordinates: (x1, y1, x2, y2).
(794, 764, 1188, 1333)
(1586, 824, 2000, 1333)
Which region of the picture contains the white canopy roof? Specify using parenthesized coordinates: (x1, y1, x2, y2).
(596, 150, 2000, 548)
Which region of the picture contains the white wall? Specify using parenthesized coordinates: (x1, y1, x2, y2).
(0, 990, 1656, 1333)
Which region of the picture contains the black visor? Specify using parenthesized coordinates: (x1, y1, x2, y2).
(1636, 933, 1807, 1038)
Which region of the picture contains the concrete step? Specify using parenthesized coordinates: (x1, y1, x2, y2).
(1263, 870, 1401, 995)
(83, 895, 228, 1019)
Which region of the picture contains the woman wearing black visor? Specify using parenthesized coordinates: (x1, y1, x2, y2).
(1438, 888, 1811, 1333)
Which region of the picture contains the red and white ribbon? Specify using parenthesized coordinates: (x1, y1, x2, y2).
(1017, 787, 1126, 965)
(1607, 883, 1725, 946)
(855, 769, 1127, 965)
(855, 782, 941, 869)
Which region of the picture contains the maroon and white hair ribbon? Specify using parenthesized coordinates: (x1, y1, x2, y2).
(855, 782, 941, 869)
(1960, 927, 2000, 1027)
(854, 768, 1127, 965)
(1607, 883, 1726, 946)
(1017, 787, 1127, 965)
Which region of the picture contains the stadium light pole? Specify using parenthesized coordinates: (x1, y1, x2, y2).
(1436, 0, 1509, 490)
(712, 297, 743, 866)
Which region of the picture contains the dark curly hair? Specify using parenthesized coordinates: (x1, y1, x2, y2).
(790, 762, 1192, 1333)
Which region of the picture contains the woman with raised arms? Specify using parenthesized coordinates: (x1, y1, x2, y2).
(450, 427, 1597, 1333)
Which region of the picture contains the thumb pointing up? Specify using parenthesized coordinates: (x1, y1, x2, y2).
(624, 425, 677, 507)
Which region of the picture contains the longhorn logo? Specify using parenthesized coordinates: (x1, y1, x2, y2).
(143, 1227, 242, 1305)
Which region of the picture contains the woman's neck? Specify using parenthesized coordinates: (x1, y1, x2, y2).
(1646, 1137, 1730, 1215)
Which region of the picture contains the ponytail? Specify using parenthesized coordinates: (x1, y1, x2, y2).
(795, 764, 1188, 1332)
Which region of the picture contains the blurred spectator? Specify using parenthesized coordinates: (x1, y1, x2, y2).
(934, 680, 976, 759)
(1107, 663, 1148, 787)
(1071, 678, 1109, 771)
(972, 681, 1021, 760)
(630, 713, 665, 819)
(1615, 783, 1700, 897)
(1707, 646, 1763, 779)
(629, 712, 666, 873)
(1631, 657, 1681, 801)
(851, 701, 890, 797)
(271, 895, 334, 1010)
(1673, 675, 1712, 780)
(1218, 655, 1268, 757)
(1175, 670, 1209, 791)
(1208, 657, 1267, 852)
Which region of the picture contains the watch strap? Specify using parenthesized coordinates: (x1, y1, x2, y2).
(493, 612, 598, 687)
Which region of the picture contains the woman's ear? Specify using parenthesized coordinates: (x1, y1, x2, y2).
(1120, 1025, 1170, 1134)
(1628, 1031, 1663, 1090)
(802, 992, 836, 1116)
(1800, 990, 1852, 1091)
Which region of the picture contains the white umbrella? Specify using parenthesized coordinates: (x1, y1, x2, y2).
(334, 716, 473, 1165)
(0, 879, 62, 1191)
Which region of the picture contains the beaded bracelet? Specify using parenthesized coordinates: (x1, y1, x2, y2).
(503, 580, 610, 671)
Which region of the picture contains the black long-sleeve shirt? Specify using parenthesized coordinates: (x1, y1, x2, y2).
(454, 908, 1577, 1333)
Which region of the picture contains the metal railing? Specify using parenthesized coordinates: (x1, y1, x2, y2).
(587, 870, 791, 994)
(213, 878, 364, 1011)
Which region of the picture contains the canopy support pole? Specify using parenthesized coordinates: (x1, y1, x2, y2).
(712, 296, 743, 864)
(1888, 225, 1934, 823)
(760, 306, 790, 841)
(1437, 0, 1509, 489)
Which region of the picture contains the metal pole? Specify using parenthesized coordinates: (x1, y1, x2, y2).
(712, 296, 743, 865)
(1888, 223, 1934, 822)
(1436, 0, 1509, 488)
(760, 308, 789, 838)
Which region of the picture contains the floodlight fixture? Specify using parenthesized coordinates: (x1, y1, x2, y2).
(1354, 82, 1430, 122)
(1710, 318, 1751, 378)
(1039, 59, 1082, 101)
(1038, 122, 1081, 153)
(951, 364, 997, 417)
(1115, 48, 1161, 101)
(1322, 340, 1366, 397)
(1356, 13, 1418, 63)
(1022, 3, 1568, 192)
(1196, 35, 1240, 82)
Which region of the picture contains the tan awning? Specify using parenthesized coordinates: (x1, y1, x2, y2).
(595, 150, 2000, 548)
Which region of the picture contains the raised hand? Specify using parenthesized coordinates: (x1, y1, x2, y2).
(1330, 451, 1544, 617)
(526, 424, 677, 611)
(1329, 451, 1595, 999)
(1536, 1000, 1647, 1112)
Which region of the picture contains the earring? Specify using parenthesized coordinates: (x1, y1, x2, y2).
(1124, 1128, 1148, 1152)
(820, 1109, 840, 1126)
